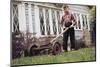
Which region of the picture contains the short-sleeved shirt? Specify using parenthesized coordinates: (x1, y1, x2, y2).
(62, 13, 75, 25)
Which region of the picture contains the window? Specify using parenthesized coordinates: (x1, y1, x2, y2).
(57, 11, 61, 34)
(31, 5, 35, 33)
(39, 8, 45, 35)
(73, 13, 78, 29)
(13, 4, 19, 32)
(84, 15, 88, 29)
(81, 14, 88, 29)
(82, 15, 85, 27)
(73, 13, 81, 29)
(45, 9, 50, 35)
(77, 14, 81, 29)
(25, 3, 29, 32)
(52, 10, 57, 35)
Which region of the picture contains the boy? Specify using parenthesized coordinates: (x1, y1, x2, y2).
(61, 6, 76, 51)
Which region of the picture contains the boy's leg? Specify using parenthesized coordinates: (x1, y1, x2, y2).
(69, 27, 76, 49)
(63, 28, 69, 51)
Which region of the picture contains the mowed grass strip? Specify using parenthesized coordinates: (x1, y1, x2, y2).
(12, 47, 96, 65)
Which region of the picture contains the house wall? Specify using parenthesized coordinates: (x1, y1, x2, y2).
(11, 1, 91, 47)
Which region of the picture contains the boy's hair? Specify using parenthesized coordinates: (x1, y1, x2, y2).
(63, 5, 69, 10)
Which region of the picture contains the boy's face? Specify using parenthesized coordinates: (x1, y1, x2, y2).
(64, 7, 69, 14)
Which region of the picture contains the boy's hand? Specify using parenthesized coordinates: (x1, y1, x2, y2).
(70, 23, 75, 28)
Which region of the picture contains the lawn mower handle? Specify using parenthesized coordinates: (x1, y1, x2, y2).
(50, 25, 74, 44)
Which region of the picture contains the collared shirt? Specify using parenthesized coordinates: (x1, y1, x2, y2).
(61, 13, 75, 25)
(62, 14, 75, 24)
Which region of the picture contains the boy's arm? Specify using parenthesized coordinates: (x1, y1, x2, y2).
(71, 14, 77, 26)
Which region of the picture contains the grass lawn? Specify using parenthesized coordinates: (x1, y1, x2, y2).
(12, 47, 96, 66)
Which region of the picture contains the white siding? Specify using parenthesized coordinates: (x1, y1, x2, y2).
(18, 3, 27, 33)
(12, 1, 90, 39)
(49, 8, 54, 35)
(34, 5, 41, 37)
